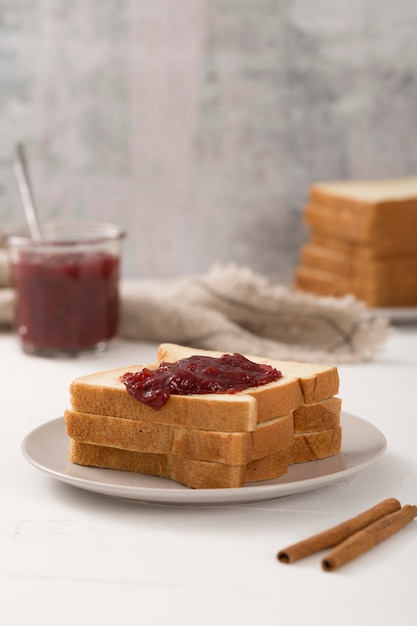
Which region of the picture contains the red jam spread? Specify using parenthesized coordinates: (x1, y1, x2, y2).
(120, 353, 282, 409)
(12, 251, 120, 352)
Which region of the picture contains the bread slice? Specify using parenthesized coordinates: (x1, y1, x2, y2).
(245, 449, 290, 483)
(70, 365, 256, 432)
(305, 202, 417, 252)
(300, 243, 417, 283)
(300, 243, 417, 294)
(65, 409, 294, 464)
(310, 231, 409, 261)
(251, 413, 294, 460)
(290, 426, 342, 463)
(156, 343, 339, 405)
(68, 440, 290, 489)
(294, 264, 417, 306)
(293, 397, 341, 433)
(69, 362, 304, 431)
(309, 177, 417, 210)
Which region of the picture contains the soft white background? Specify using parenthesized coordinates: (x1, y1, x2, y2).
(1, 0, 417, 281)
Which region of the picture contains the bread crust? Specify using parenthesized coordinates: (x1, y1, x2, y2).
(294, 264, 417, 306)
(290, 426, 342, 464)
(311, 231, 381, 260)
(310, 177, 417, 211)
(68, 440, 290, 489)
(65, 409, 294, 465)
(300, 243, 417, 282)
(293, 397, 341, 433)
(304, 201, 417, 254)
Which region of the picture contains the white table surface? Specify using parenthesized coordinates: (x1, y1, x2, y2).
(1, 325, 417, 626)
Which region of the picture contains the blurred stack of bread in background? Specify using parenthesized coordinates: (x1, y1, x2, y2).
(294, 177, 417, 308)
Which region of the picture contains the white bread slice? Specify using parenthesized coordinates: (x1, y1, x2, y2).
(294, 264, 367, 300)
(293, 397, 341, 433)
(70, 365, 257, 432)
(68, 440, 290, 489)
(309, 177, 417, 209)
(304, 202, 417, 253)
(245, 449, 290, 483)
(311, 231, 381, 260)
(251, 413, 294, 460)
(65, 409, 294, 464)
(310, 231, 417, 262)
(69, 362, 303, 431)
(294, 264, 417, 307)
(290, 426, 342, 464)
(156, 343, 339, 405)
(300, 243, 417, 283)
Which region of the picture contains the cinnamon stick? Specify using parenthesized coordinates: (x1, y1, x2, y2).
(277, 497, 401, 564)
(321, 504, 417, 571)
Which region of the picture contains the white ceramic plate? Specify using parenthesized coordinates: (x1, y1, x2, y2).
(22, 413, 386, 505)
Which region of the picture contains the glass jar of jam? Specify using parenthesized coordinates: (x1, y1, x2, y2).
(7, 222, 125, 357)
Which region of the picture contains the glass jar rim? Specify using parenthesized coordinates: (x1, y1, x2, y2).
(6, 221, 125, 248)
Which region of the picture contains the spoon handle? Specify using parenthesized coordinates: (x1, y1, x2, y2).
(13, 143, 43, 241)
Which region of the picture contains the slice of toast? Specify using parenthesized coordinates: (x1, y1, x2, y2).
(311, 231, 381, 260)
(65, 409, 294, 465)
(293, 397, 341, 433)
(294, 264, 417, 307)
(304, 202, 417, 254)
(300, 242, 417, 283)
(290, 426, 342, 464)
(69, 362, 303, 431)
(156, 343, 339, 405)
(70, 365, 257, 432)
(68, 440, 290, 489)
(309, 177, 417, 211)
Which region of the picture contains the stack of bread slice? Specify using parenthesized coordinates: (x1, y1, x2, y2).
(294, 177, 417, 307)
(65, 343, 341, 489)
(156, 344, 342, 468)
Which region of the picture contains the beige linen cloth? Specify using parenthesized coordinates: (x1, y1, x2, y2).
(119, 264, 389, 363)
(0, 245, 389, 363)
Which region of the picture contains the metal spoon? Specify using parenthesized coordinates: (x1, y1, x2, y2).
(13, 143, 43, 241)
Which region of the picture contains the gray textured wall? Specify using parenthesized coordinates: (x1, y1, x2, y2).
(1, 0, 417, 281)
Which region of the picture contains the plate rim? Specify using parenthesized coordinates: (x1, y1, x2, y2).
(371, 306, 417, 322)
(21, 412, 387, 505)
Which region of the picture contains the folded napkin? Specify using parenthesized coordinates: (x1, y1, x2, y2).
(120, 264, 390, 363)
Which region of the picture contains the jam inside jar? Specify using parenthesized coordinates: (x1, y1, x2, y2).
(7, 222, 125, 357)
